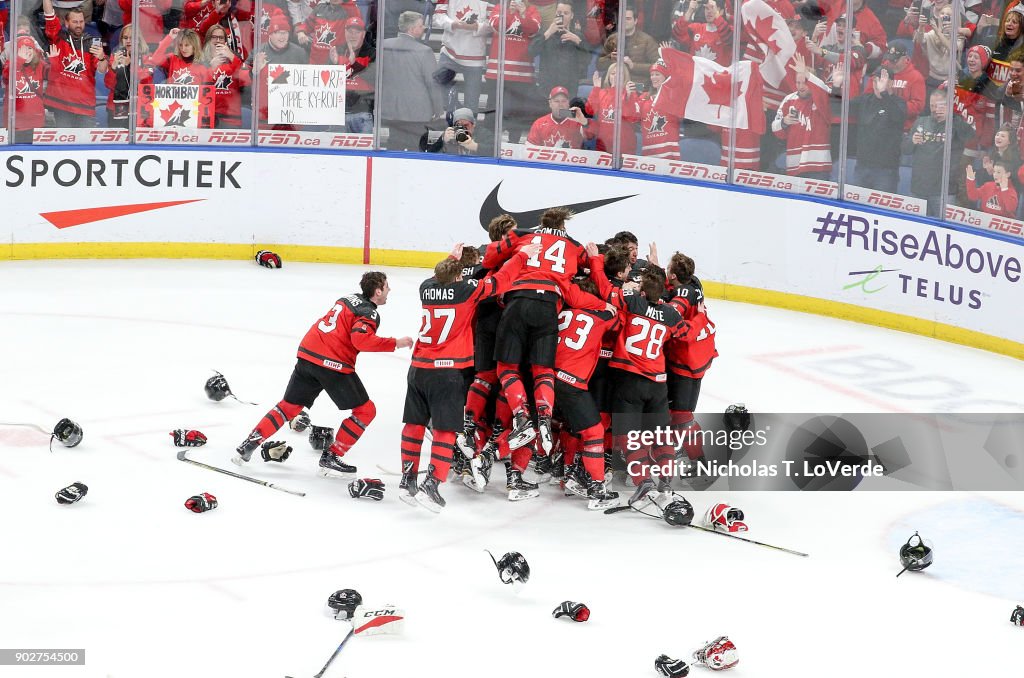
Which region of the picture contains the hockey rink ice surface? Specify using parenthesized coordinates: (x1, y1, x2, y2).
(1, 260, 1022, 678)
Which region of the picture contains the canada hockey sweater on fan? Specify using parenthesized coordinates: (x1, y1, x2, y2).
(43, 13, 103, 116)
(486, 4, 540, 82)
(771, 73, 831, 176)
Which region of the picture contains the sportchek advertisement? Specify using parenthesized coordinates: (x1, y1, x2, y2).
(2, 150, 1020, 348)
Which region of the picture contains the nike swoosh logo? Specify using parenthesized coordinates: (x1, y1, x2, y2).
(478, 181, 636, 230)
(41, 200, 206, 229)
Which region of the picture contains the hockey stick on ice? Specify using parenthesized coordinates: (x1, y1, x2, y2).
(176, 450, 306, 496)
(375, 464, 428, 477)
(604, 500, 808, 557)
(287, 608, 405, 678)
(0, 421, 51, 434)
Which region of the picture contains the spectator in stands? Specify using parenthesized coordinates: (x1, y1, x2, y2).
(883, 43, 926, 130)
(846, 0, 887, 61)
(904, 88, 974, 217)
(485, 0, 541, 144)
(530, 2, 590, 98)
(104, 24, 153, 129)
(149, 28, 213, 86)
(380, 11, 444, 151)
(586, 62, 641, 155)
(996, 48, 1024, 123)
(3, 36, 46, 142)
(183, 0, 217, 33)
(912, 3, 965, 90)
(51, 0, 93, 24)
(989, 3, 1024, 78)
(196, 0, 259, 60)
(379, 0, 433, 40)
(424, 106, 492, 153)
(203, 24, 250, 129)
(955, 46, 997, 184)
(43, 0, 109, 128)
(433, 0, 491, 114)
(638, 60, 681, 159)
(809, 15, 866, 95)
(254, 14, 307, 129)
(296, 0, 360, 65)
(333, 16, 376, 134)
(974, 124, 1021, 183)
(119, 0, 172, 46)
(527, 85, 589, 147)
(597, 6, 659, 86)
(850, 66, 908, 192)
(966, 159, 1019, 215)
(772, 54, 831, 179)
(673, 0, 733, 66)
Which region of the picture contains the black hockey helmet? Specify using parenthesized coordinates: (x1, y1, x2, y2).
(722, 404, 750, 433)
(488, 550, 530, 585)
(663, 498, 695, 527)
(327, 589, 363, 619)
(205, 372, 231, 402)
(1011, 605, 1024, 626)
(899, 532, 933, 572)
(52, 418, 83, 448)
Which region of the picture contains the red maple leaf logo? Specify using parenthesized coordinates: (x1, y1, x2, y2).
(702, 71, 731, 110)
(750, 14, 782, 54)
(269, 65, 289, 83)
(159, 100, 192, 126)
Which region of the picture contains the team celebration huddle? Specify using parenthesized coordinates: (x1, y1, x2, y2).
(230, 208, 720, 519)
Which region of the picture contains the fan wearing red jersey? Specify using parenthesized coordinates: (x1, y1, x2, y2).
(608, 267, 702, 510)
(402, 240, 540, 512)
(481, 207, 595, 457)
(664, 252, 717, 466)
(233, 272, 413, 478)
(552, 271, 621, 510)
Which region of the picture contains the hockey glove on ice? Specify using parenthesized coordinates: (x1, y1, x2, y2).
(170, 429, 208, 447)
(261, 441, 292, 463)
(185, 492, 218, 513)
(348, 478, 385, 501)
(654, 654, 689, 677)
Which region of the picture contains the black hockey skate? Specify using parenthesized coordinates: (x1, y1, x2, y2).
(318, 450, 357, 478)
(416, 467, 446, 513)
(506, 410, 537, 450)
(537, 415, 554, 453)
(463, 449, 493, 493)
(232, 430, 263, 466)
(399, 462, 419, 506)
(586, 477, 619, 510)
(506, 463, 540, 501)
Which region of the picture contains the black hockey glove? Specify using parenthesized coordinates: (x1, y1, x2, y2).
(655, 654, 689, 678)
(170, 429, 208, 447)
(552, 601, 590, 622)
(348, 478, 385, 500)
(256, 250, 282, 268)
(1012, 605, 1024, 626)
(261, 441, 292, 462)
(290, 410, 311, 432)
(185, 492, 218, 513)
(309, 425, 335, 451)
(55, 482, 88, 505)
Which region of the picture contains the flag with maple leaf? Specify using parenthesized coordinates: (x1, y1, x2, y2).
(739, 0, 796, 88)
(656, 47, 765, 134)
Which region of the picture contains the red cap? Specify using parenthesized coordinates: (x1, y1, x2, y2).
(345, 16, 366, 29)
(16, 36, 38, 52)
(548, 86, 570, 99)
(650, 60, 670, 77)
(268, 15, 291, 34)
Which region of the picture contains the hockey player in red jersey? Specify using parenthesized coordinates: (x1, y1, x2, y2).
(608, 266, 707, 510)
(553, 249, 621, 509)
(233, 272, 413, 478)
(481, 207, 600, 456)
(403, 240, 541, 511)
(664, 252, 717, 466)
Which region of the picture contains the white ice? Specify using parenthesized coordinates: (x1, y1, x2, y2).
(1, 260, 1022, 678)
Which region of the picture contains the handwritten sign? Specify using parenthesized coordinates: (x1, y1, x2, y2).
(267, 64, 347, 126)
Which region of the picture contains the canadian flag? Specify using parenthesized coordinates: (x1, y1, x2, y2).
(656, 47, 766, 134)
(740, 0, 796, 88)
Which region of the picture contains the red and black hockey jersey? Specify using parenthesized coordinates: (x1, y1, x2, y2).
(482, 226, 589, 299)
(43, 14, 103, 116)
(663, 277, 716, 379)
(555, 306, 620, 390)
(412, 253, 527, 370)
(297, 293, 396, 373)
(609, 288, 687, 382)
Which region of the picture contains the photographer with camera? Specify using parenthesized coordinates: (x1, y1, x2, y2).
(104, 24, 153, 129)
(527, 85, 588, 148)
(423, 107, 491, 154)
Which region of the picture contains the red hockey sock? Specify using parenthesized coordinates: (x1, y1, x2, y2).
(331, 400, 376, 456)
(579, 423, 605, 482)
(497, 361, 528, 414)
(560, 430, 577, 465)
(601, 412, 612, 449)
(495, 394, 512, 428)
(531, 365, 555, 417)
(400, 424, 425, 473)
(510, 446, 532, 473)
(253, 400, 303, 440)
(466, 370, 496, 427)
(428, 430, 457, 482)
(671, 410, 704, 461)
